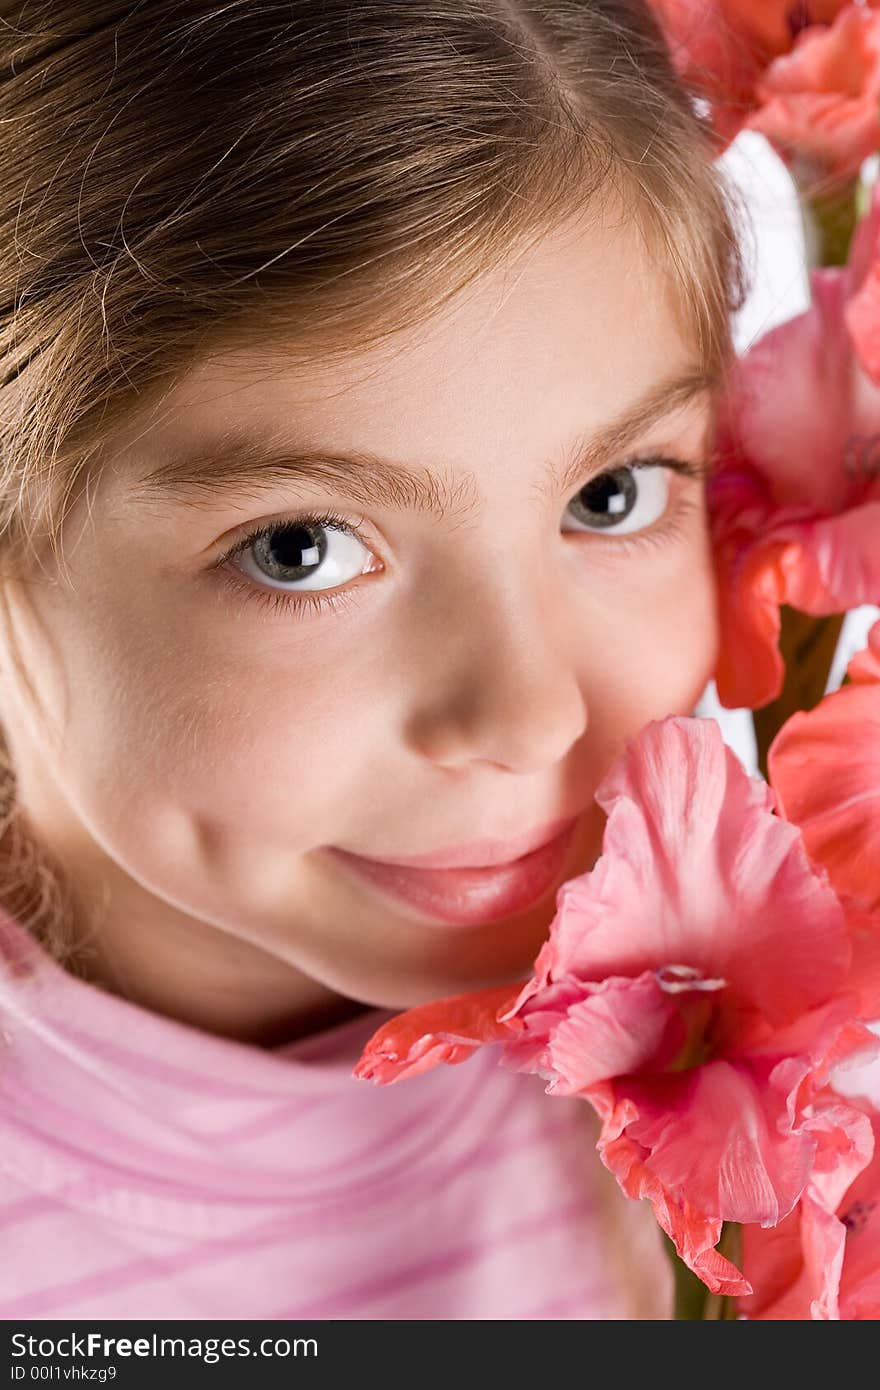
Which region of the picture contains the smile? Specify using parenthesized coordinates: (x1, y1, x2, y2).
(325, 817, 580, 927)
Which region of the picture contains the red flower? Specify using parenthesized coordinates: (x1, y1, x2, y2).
(355, 716, 880, 1296)
(709, 197, 880, 709)
(647, 1, 864, 150)
(748, 6, 880, 189)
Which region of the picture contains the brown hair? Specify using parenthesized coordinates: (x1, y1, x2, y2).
(0, 0, 748, 960)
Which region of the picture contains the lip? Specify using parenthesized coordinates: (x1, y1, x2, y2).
(325, 816, 580, 927)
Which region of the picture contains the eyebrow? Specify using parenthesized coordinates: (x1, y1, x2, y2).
(128, 365, 718, 520)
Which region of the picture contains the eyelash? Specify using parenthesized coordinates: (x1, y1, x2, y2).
(210, 456, 709, 620)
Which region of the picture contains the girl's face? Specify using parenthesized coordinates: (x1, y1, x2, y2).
(0, 210, 721, 1043)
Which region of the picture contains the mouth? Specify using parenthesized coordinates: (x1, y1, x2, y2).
(324, 816, 581, 927)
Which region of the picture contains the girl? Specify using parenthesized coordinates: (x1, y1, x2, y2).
(0, 0, 747, 1319)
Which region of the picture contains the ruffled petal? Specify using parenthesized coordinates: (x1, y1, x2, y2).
(740, 1098, 876, 1319)
(591, 1081, 751, 1296)
(541, 972, 699, 1094)
(529, 717, 849, 1023)
(353, 983, 520, 1084)
(647, 1, 855, 152)
(769, 679, 880, 912)
(780, 503, 880, 615)
(619, 1058, 816, 1227)
(837, 1110, 880, 1319)
(747, 8, 880, 186)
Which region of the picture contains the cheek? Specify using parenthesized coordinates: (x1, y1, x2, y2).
(578, 527, 719, 735)
(635, 538, 719, 712)
(35, 572, 371, 883)
(90, 654, 360, 839)
(36, 629, 375, 932)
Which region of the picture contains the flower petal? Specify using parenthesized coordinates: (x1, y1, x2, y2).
(780, 503, 880, 616)
(353, 983, 520, 1084)
(769, 678, 880, 912)
(525, 717, 849, 1023)
(837, 1109, 880, 1319)
(709, 265, 880, 704)
(591, 1082, 752, 1296)
(715, 270, 859, 515)
(619, 1058, 816, 1226)
(541, 972, 686, 1094)
(748, 8, 880, 186)
(739, 1206, 810, 1319)
(647, 1, 856, 151)
(740, 1099, 877, 1319)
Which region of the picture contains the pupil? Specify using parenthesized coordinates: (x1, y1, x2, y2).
(255, 522, 327, 579)
(578, 469, 635, 527)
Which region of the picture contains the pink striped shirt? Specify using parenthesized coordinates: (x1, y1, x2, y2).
(0, 905, 671, 1320)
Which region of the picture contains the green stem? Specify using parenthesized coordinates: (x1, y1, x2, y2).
(752, 607, 846, 781)
(664, 1233, 710, 1319)
(800, 176, 861, 269)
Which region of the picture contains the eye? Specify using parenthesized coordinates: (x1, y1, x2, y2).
(562, 462, 672, 536)
(229, 510, 378, 592)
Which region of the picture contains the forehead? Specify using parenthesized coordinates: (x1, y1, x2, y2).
(107, 207, 703, 492)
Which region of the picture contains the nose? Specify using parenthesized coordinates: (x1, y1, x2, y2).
(402, 570, 589, 773)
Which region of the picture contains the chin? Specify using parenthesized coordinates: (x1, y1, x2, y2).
(340, 955, 532, 1014)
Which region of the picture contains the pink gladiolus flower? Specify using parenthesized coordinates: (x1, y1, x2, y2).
(747, 6, 880, 190)
(355, 716, 880, 1296)
(768, 618, 880, 913)
(709, 199, 880, 708)
(647, 1, 861, 150)
(740, 1101, 880, 1318)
